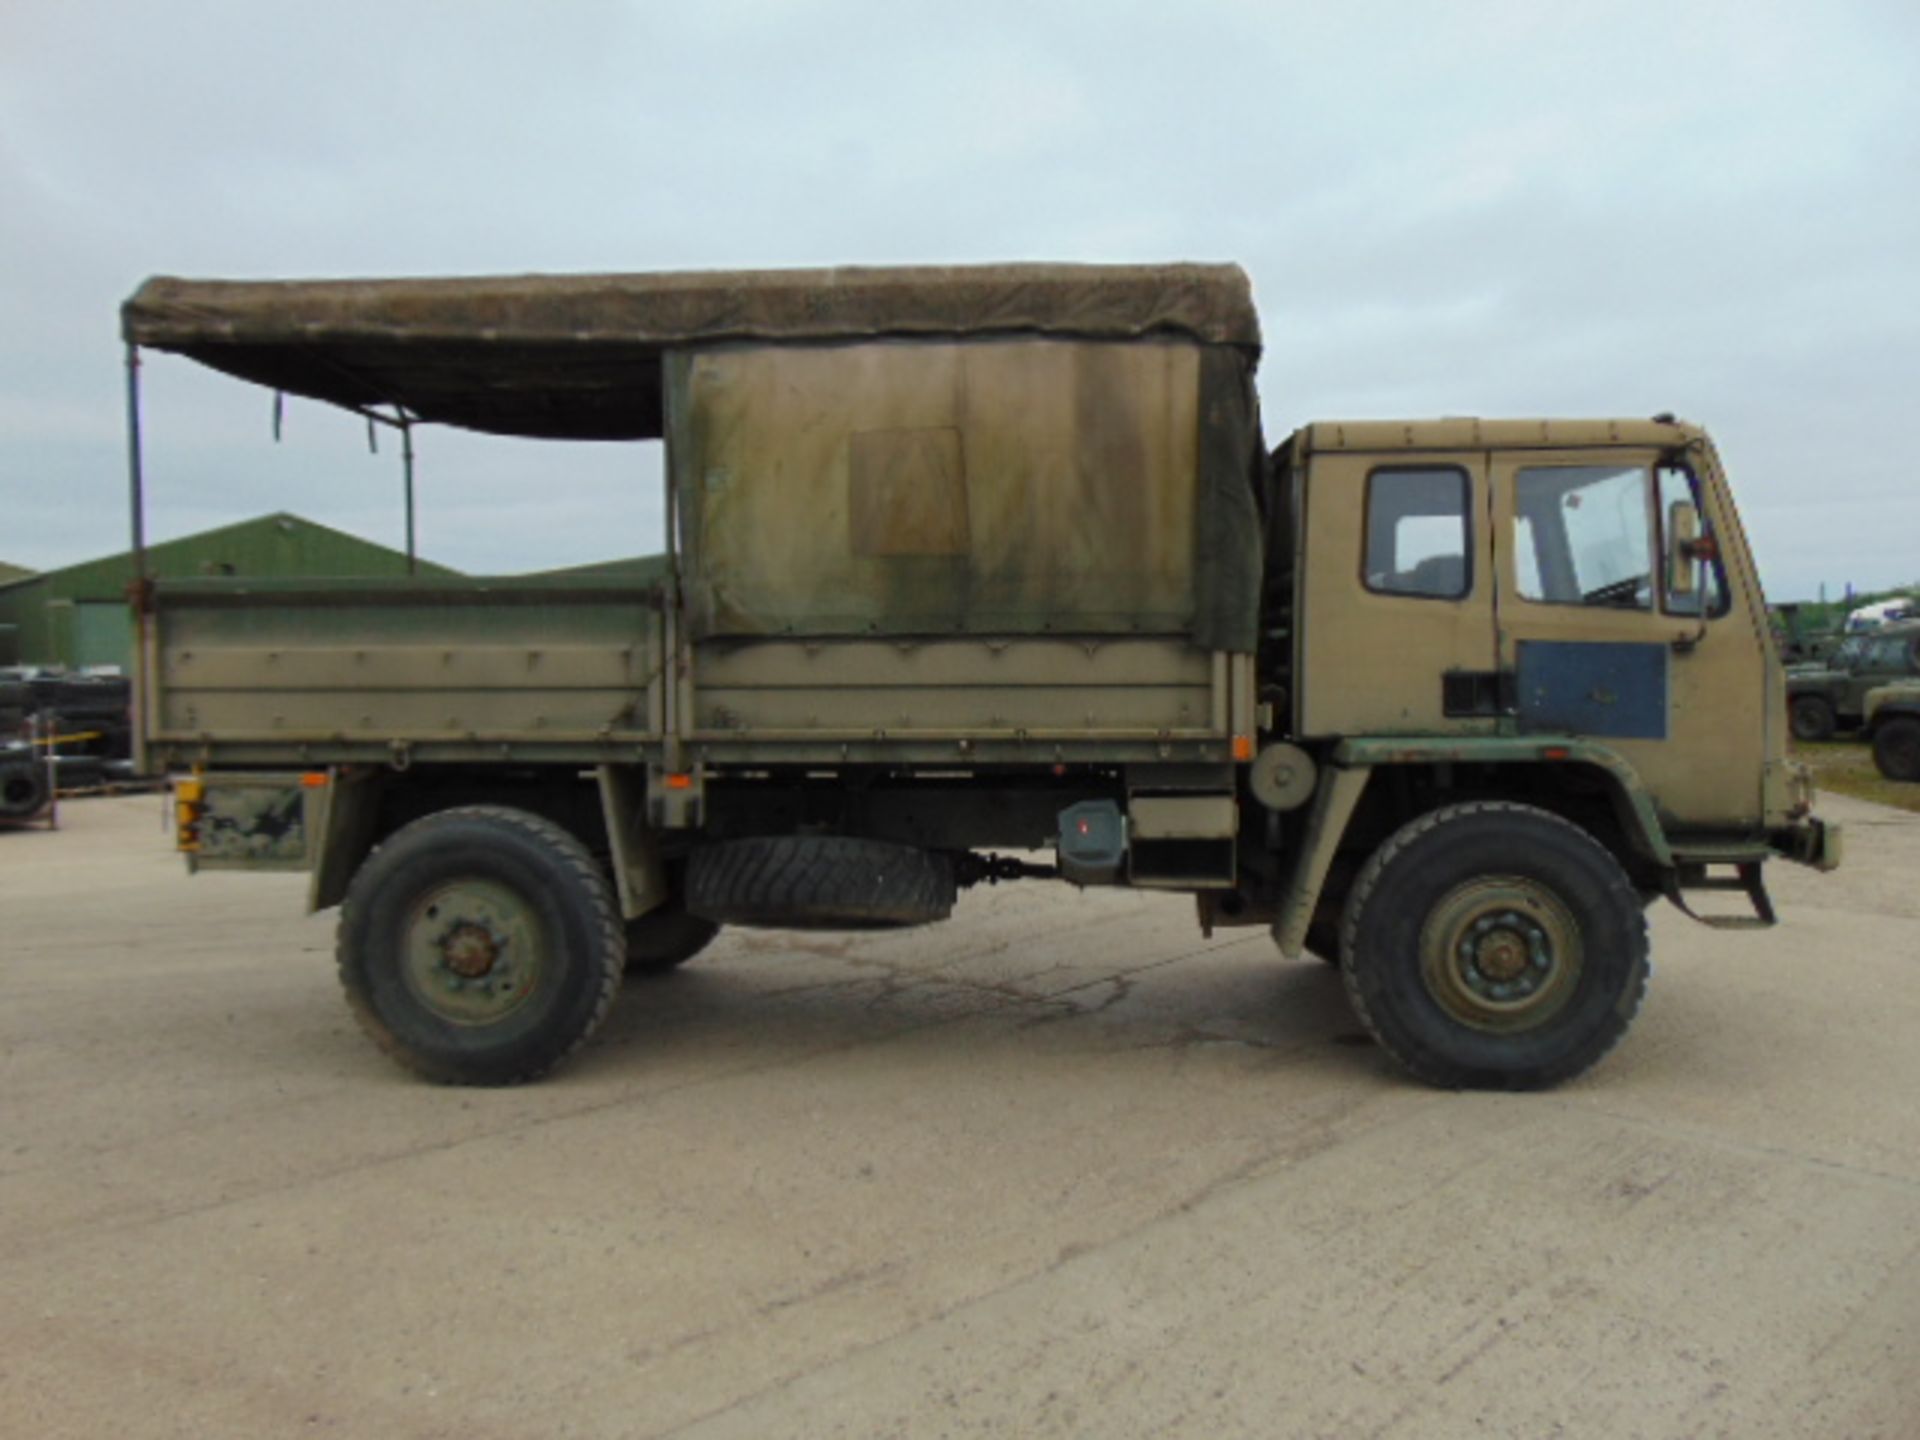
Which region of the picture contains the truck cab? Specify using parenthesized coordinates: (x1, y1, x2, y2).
(1283, 418, 1792, 842)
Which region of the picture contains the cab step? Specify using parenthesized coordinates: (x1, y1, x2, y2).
(1661, 860, 1776, 930)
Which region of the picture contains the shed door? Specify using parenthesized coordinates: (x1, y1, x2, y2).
(73, 601, 134, 671)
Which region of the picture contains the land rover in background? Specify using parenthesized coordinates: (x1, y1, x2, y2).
(1863, 682, 1920, 782)
(119, 263, 1838, 1091)
(1787, 621, 1920, 740)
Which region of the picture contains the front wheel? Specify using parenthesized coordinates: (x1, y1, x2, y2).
(1873, 716, 1920, 782)
(1340, 802, 1648, 1090)
(337, 805, 624, 1085)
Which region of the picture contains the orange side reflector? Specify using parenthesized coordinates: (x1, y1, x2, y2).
(301, 772, 330, 788)
(1231, 734, 1254, 762)
(1542, 746, 1572, 761)
(663, 773, 695, 791)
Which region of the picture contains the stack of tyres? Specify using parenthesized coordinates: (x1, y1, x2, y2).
(0, 677, 29, 738)
(0, 741, 51, 822)
(28, 673, 132, 760)
(0, 677, 44, 819)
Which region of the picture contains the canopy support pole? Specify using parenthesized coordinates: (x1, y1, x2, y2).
(125, 344, 146, 579)
(124, 342, 151, 774)
(401, 418, 416, 575)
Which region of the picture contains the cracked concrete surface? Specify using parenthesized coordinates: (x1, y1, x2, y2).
(1, 793, 1916, 1438)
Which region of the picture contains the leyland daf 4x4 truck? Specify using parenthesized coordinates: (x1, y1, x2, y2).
(119, 263, 1839, 1089)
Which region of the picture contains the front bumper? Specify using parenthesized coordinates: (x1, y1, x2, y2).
(1772, 816, 1844, 872)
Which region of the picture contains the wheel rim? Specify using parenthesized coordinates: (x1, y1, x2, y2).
(1419, 876, 1584, 1033)
(1792, 700, 1826, 739)
(401, 877, 547, 1026)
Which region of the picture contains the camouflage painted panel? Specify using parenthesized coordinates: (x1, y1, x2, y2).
(199, 784, 309, 863)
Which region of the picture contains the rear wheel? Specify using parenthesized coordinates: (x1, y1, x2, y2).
(337, 805, 623, 1085)
(1873, 716, 1920, 782)
(1340, 802, 1648, 1090)
(1790, 694, 1837, 742)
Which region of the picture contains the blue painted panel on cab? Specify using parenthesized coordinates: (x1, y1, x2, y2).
(1516, 640, 1667, 739)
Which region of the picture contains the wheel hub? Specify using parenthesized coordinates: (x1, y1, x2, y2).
(1422, 879, 1583, 1032)
(440, 921, 502, 978)
(1460, 910, 1553, 998)
(401, 879, 545, 1026)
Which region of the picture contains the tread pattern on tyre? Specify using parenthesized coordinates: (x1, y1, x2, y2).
(1338, 799, 1649, 1091)
(336, 804, 623, 1086)
(686, 835, 955, 929)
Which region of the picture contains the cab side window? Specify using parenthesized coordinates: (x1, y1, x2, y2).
(1364, 467, 1470, 600)
(1513, 464, 1653, 610)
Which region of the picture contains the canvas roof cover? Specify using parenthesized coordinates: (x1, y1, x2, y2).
(121, 263, 1260, 441)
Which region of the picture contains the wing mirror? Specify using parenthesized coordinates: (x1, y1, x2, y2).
(1668, 499, 1703, 597)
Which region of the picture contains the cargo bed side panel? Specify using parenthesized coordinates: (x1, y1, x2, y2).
(147, 580, 665, 762)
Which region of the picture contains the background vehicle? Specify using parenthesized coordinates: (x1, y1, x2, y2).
(120, 263, 1838, 1090)
(1845, 596, 1917, 632)
(1770, 602, 1840, 666)
(1863, 682, 1920, 782)
(1786, 621, 1920, 740)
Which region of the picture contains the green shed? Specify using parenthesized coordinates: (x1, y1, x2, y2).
(0, 514, 460, 672)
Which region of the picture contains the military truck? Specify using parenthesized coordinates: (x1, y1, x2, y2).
(120, 263, 1838, 1090)
(1862, 682, 1920, 781)
(1786, 621, 1920, 740)
(1769, 602, 1839, 667)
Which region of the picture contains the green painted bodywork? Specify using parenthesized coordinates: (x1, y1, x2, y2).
(1332, 736, 1674, 865)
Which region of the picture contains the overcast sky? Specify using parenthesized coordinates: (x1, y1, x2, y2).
(2, 0, 1916, 600)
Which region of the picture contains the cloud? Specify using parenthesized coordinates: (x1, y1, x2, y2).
(1, 0, 1916, 598)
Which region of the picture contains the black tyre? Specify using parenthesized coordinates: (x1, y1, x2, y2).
(336, 805, 623, 1085)
(1790, 694, 1836, 742)
(1340, 801, 1648, 1090)
(1872, 716, 1920, 783)
(0, 757, 50, 819)
(625, 864, 721, 975)
(686, 835, 955, 930)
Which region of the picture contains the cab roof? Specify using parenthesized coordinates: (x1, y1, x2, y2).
(1290, 417, 1704, 455)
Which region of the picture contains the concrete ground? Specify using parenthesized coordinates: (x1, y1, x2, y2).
(1, 793, 1915, 1440)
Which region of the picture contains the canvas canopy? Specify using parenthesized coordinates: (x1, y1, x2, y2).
(121, 263, 1260, 441)
(669, 336, 1264, 652)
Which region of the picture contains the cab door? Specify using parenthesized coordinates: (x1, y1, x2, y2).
(1297, 449, 1498, 737)
(1488, 449, 1766, 832)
